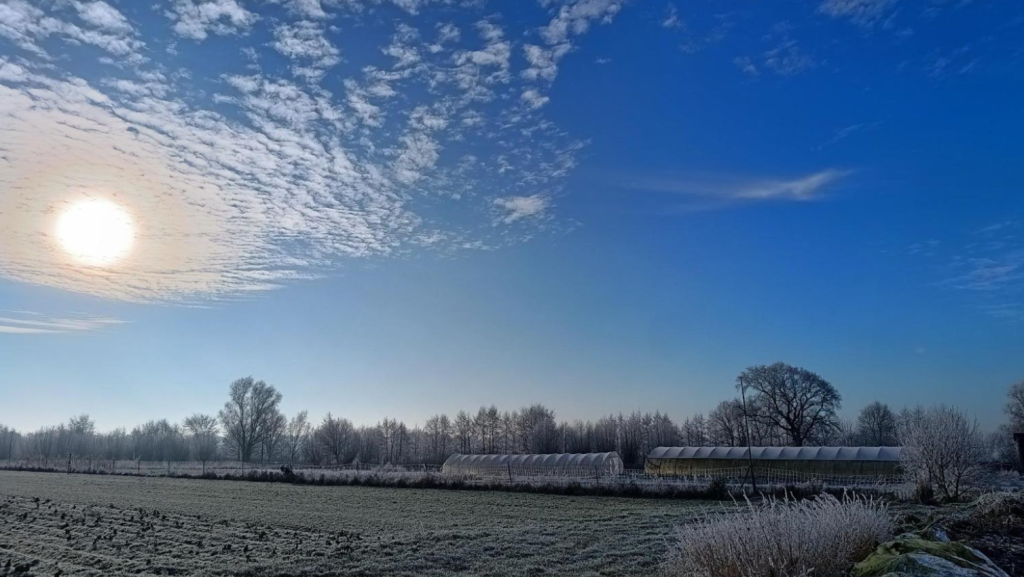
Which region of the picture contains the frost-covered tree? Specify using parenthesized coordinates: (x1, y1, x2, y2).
(898, 405, 986, 501)
(184, 413, 220, 467)
(518, 404, 559, 454)
(1006, 381, 1024, 431)
(474, 405, 500, 454)
(423, 414, 452, 463)
(259, 411, 287, 463)
(316, 413, 354, 465)
(67, 414, 95, 458)
(989, 424, 1021, 470)
(218, 377, 283, 463)
(0, 425, 19, 462)
(284, 411, 310, 465)
(454, 410, 474, 454)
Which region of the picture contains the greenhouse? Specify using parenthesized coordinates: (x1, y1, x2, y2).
(645, 446, 902, 477)
(442, 452, 624, 477)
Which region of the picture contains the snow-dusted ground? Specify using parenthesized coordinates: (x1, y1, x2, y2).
(0, 469, 708, 576)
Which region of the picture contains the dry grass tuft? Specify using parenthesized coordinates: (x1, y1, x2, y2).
(664, 493, 891, 577)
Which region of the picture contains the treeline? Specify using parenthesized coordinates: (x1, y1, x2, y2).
(2, 365, 1022, 470)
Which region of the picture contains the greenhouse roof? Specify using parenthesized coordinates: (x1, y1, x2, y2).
(442, 452, 622, 470)
(646, 446, 902, 462)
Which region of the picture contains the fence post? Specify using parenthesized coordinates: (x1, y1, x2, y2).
(506, 462, 513, 483)
(67, 453, 72, 474)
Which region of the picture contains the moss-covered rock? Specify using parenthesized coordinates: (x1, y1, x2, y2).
(852, 531, 1009, 577)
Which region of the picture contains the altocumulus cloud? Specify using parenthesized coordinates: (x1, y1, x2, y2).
(0, 0, 622, 303)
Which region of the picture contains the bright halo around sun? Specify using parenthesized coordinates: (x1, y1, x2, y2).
(56, 198, 136, 267)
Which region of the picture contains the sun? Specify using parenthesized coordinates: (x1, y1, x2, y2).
(56, 198, 135, 267)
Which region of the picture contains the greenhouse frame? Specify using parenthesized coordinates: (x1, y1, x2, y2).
(645, 446, 902, 477)
(442, 452, 624, 477)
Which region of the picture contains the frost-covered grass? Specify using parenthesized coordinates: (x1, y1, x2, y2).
(0, 462, 901, 501)
(0, 469, 708, 576)
(664, 493, 892, 577)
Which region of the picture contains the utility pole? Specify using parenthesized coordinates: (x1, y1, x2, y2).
(738, 376, 758, 495)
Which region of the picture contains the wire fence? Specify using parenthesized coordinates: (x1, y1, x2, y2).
(0, 458, 904, 491)
(0, 458, 443, 476)
(451, 465, 903, 489)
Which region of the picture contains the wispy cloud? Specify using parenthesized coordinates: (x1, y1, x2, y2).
(0, 311, 128, 335)
(819, 121, 884, 149)
(662, 4, 682, 29)
(735, 38, 816, 78)
(914, 220, 1024, 321)
(627, 169, 853, 208)
(817, 0, 898, 28)
(0, 0, 610, 303)
(762, 39, 816, 76)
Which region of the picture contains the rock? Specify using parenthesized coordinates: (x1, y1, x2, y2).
(852, 532, 1009, 577)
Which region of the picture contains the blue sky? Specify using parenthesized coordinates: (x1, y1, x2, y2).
(0, 0, 1022, 432)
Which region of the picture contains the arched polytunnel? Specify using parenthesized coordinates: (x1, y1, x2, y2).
(645, 446, 903, 477)
(442, 452, 624, 477)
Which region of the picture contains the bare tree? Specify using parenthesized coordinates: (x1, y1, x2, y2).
(424, 414, 451, 463)
(218, 376, 283, 463)
(989, 424, 1022, 470)
(183, 414, 219, 471)
(708, 400, 745, 446)
(67, 414, 95, 458)
(259, 411, 287, 462)
(303, 430, 326, 465)
(1, 425, 19, 463)
(316, 413, 354, 465)
(737, 363, 841, 447)
(454, 410, 474, 454)
(681, 414, 708, 446)
(519, 404, 559, 453)
(856, 401, 897, 446)
(378, 417, 407, 464)
(898, 405, 986, 501)
(284, 411, 310, 465)
(1006, 381, 1024, 431)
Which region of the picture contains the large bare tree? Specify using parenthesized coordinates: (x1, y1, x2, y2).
(218, 377, 283, 463)
(736, 362, 841, 447)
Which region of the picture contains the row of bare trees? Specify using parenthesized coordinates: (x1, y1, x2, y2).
(2, 366, 1022, 471)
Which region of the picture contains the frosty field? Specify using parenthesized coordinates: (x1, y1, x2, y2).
(0, 470, 707, 576)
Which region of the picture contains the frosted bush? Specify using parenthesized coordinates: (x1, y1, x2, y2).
(664, 493, 891, 577)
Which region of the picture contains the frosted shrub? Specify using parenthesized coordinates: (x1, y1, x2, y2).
(898, 405, 988, 501)
(665, 494, 891, 577)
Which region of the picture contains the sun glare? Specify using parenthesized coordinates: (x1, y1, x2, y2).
(56, 199, 135, 267)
